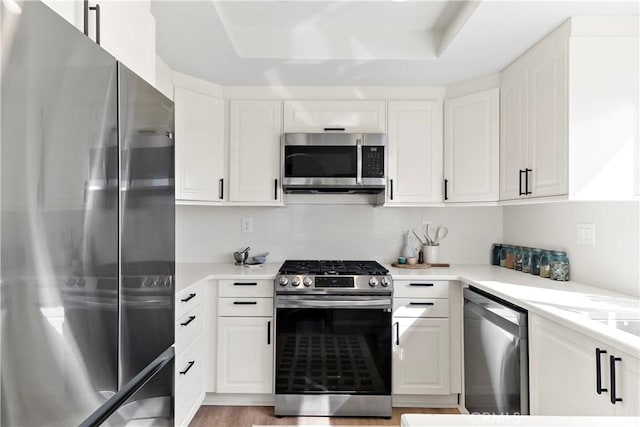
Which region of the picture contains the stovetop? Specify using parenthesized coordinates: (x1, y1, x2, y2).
(278, 260, 389, 276)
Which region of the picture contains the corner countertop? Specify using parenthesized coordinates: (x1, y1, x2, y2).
(176, 262, 640, 355)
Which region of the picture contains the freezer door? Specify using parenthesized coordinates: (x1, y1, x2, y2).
(117, 63, 175, 393)
(1, 1, 119, 425)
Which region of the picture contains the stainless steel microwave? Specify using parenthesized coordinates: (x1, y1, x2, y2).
(282, 133, 386, 193)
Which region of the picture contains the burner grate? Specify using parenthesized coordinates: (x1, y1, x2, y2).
(275, 333, 385, 393)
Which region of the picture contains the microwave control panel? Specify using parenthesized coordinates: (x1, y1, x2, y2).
(362, 146, 385, 178)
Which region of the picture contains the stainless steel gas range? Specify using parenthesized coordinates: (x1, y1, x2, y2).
(274, 260, 393, 418)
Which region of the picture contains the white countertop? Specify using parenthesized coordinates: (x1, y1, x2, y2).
(401, 414, 640, 427)
(176, 262, 640, 354)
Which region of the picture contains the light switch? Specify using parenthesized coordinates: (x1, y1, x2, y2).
(241, 218, 253, 234)
(576, 223, 595, 246)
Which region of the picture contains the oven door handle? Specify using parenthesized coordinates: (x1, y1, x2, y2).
(276, 298, 392, 309)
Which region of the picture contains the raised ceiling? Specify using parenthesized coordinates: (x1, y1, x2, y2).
(152, 0, 639, 86)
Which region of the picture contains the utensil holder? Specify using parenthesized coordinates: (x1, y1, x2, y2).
(424, 245, 439, 264)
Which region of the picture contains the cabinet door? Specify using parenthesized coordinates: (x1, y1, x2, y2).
(41, 0, 84, 30)
(175, 342, 205, 427)
(613, 349, 640, 416)
(500, 60, 529, 201)
(216, 317, 273, 394)
(392, 318, 449, 395)
(88, 0, 156, 85)
(444, 89, 499, 202)
(528, 39, 568, 198)
(387, 101, 443, 204)
(529, 315, 614, 415)
(283, 100, 386, 132)
(229, 100, 282, 203)
(174, 87, 225, 202)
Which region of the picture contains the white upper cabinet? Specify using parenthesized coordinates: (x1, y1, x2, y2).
(41, 0, 84, 30)
(174, 83, 225, 203)
(229, 100, 283, 204)
(501, 17, 639, 201)
(386, 101, 443, 205)
(283, 100, 386, 133)
(444, 88, 500, 203)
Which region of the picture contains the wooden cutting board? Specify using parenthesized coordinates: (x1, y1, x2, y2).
(391, 263, 450, 269)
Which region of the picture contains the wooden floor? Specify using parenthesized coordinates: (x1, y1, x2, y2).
(189, 406, 459, 427)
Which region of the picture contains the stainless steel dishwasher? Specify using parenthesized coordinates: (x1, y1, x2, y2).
(463, 286, 529, 415)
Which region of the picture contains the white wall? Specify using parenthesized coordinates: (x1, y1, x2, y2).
(176, 204, 503, 266)
(503, 201, 640, 297)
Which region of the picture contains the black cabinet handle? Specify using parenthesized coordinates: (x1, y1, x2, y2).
(596, 348, 608, 394)
(219, 178, 224, 200)
(83, 1, 101, 45)
(410, 283, 434, 287)
(390, 179, 394, 200)
(179, 361, 195, 375)
(610, 355, 623, 404)
(180, 293, 196, 303)
(274, 178, 278, 200)
(233, 301, 257, 305)
(525, 168, 532, 195)
(324, 127, 345, 132)
(395, 322, 400, 346)
(408, 302, 435, 306)
(233, 282, 257, 286)
(83, 0, 89, 36)
(518, 169, 524, 196)
(267, 321, 271, 345)
(444, 179, 449, 201)
(180, 315, 196, 327)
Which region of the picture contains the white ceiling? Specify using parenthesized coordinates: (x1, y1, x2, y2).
(151, 0, 639, 87)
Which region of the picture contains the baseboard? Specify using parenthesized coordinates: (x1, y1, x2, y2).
(392, 394, 459, 408)
(202, 393, 275, 406)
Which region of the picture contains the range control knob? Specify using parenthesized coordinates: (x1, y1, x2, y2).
(303, 277, 313, 287)
(369, 277, 378, 287)
(278, 276, 289, 287)
(381, 277, 390, 287)
(291, 276, 301, 287)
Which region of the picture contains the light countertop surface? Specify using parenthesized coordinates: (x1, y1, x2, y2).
(400, 414, 640, 427)
(176, 262, 640, 355)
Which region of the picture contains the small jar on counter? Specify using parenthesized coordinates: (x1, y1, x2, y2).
(521, 247, 532, 273)
(530, 248, 542, 275)
(491, 244, 502, 266)
(499, 244, 510, 267)
(506, 246, 516, 269)
(539, 251, 552, 278)
(550, 251, 570, 281)
(514, 246, 524, 271)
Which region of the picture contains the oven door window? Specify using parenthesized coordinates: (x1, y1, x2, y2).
(276, 307, 391, 395)
(284, 146, 357, 178)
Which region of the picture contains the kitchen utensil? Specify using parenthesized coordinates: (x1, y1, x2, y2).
(424, 245, 439, 263)
(412, 229, 426, 246)
(250, 252, 269, 264)
(427, 226, 448, 245)
(233, 247, 250, 265)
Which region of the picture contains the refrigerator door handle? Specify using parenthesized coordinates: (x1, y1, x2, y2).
(79, 347, 175, 427)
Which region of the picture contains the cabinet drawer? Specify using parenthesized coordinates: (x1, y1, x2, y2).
(393, 298, 449, 318)
(176, 304, 204, 354)
(393, 280, 450, 298)
(175, 342, 204, 427)
(218, 297, 273, 317)
(218, 279, 273, 297)
(176, 280, 205, 320)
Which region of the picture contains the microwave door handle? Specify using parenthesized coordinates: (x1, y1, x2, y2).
(356, 137, 362, 185)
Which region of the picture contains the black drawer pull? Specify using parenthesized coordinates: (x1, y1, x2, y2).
(324, 127, 345, 132)
(408, 302, 435, 306)
(180, 316, 196, 327)
(267, 320, 271, 345)
(596, 348, 608, 394)
(233, 301, 257, 305)
(409, 283, 434, 287)
(610, 355, 623, 404)
(180, 293, 196, 303)
(179, 361, 195, 375)
(395, 322, 400, 346)
(233, 282, 257, 286)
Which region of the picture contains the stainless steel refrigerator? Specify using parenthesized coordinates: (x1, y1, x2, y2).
(1, 2, 175, 425)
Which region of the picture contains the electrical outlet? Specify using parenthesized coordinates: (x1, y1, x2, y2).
(241, 217, 253, 234)
(576, 222, 595, 246)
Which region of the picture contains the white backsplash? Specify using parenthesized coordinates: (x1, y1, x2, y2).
(176, 204, 504, 265)
(503, 201, 640, 298)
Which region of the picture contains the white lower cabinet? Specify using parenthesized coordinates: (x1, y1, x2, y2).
(216, 317, 274, 394)
(393, 318, 450, 395)
(530, 314, 640, 416)
(175, 342, 205, 427)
